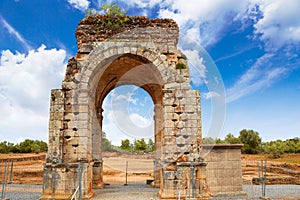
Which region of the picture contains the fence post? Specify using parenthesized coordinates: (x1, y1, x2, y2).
(1, 162, 8, 199)
(190, 162, 195, 198)
(78, 162, 82, 200)
(125, 161, 128, 186)
(262, 160, 266, 197)
(9, 161, 13, 183)
(153, 160, 156, 184)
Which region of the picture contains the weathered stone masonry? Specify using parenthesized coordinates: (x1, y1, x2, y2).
(40, 15, 245, 200)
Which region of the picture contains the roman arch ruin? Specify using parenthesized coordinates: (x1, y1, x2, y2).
(40, 16, 245, 200)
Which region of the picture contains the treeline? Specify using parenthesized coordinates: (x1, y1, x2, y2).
(203, 129, 300, 154)
(102, 132, 155, 153)
(0, 139, 48, 153)
(2, 130, 298, 155)
(120, 138, 154, 152)
(103, 138, 154, 153)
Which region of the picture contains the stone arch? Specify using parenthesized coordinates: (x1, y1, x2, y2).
(72, 42, 188, 189)
(41, 16, 218, 200)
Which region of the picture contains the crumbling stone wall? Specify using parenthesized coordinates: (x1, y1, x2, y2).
(76, 16, 178, 49)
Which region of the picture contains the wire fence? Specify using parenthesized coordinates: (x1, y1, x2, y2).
(241, 160, 300, 199)
(0, 157, 44, 200)
(1, 156, 300, 200)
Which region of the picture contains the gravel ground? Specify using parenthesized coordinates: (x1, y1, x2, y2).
(243, 184, 300, 199)
(94, 184, 160, 200)
(2, 184, 300, 200)
(2, 184, 42, 200)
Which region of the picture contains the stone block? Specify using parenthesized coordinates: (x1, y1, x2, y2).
(184, 105, 196, 113)
(164, 119, 175, 128)
(174, 121, 185, 129)
(227, 149, 241, 161)
(62, 81, 76, 90)
(164, 128, 174, 136)
(164, 82, 180, 90)
(49, 120, 63, 130)
(185, 119, 198, 128)
(163, 113, 173, 120)
(185, 90, 197, 98)
(73, 104, 89, 113)
(164, 171, 176, 180)
(163, 135, 176, 145)
(176, 135, 185, 145)
(73, 112, 88, 122)
(50, 111, 64, 121)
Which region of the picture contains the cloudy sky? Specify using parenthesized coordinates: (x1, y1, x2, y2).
(0, 0, 299, 145)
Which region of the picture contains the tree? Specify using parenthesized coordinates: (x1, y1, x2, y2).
(102, 131, 114, 152)
(239, 129, 262, 154)
(224, 133, 241, 144)
(202, 137, 217, 144)
(133, 138, 147, 152)
(263, 140, 284, 154)
(121, 139, 131, 151)
(147, 139, 155, 152)
(16, 139, 48, 153)
(216, 138, 225, 144)
(37, 140, 48, 152)
(0, 141, 9, 153)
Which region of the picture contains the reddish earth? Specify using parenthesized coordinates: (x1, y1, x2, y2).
(0, 153, 299, 185)
(242, 154, 300, 185)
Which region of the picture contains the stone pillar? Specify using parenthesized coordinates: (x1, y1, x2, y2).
(159, 162, 209, 200)
(41, 83, 95, 199)
(153, 104, 163, 187)
(46, 89, 65, 164)
(92, 107, 104, 188)
(158, 87, 204, 199)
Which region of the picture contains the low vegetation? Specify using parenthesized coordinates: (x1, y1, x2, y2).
(0, 139, 47, 153)
(85, 2, 129, 29)
(102, 131, 155, 153)
(203, 129, 300, 154)
(0, 129, 298, 155)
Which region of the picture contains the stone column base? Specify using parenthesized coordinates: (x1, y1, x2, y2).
(40, 162, 94, 200)
(158, 190, 210, 200)
(39, 192, 94, 200)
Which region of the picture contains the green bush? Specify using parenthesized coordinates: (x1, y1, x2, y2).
(0, 139, 47, 153)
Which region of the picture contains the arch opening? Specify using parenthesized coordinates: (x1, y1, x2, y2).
(101, 85, 156, 186)
(89, 53, 164, 189)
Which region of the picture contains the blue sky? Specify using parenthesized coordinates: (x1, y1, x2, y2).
(0, 0, 299, 145)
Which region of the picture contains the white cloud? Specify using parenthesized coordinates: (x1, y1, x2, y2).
(203, 91, 221, 99)
(0, 16, 32, 51)
(226, 53, 287, 103)
(0, 45, 67, 143)
(102, 86, 154, 145)
(158, 0, 251, 47)
(182, 49, 207, 86)
(113, 93, 137, 105)
(102, 109, 154, 146)
(120, 0, 300, 50)
(67, 0, 90, 11)
(253, 0, 300, 48)
(182, 27, 201, 45)
(129, 113, 152, 127)
(103, 107, 154, 145)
